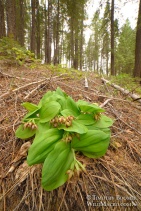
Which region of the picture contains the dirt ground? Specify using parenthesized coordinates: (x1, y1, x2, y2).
(0, 62, 141, 211)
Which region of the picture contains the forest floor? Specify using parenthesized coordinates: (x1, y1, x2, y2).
(0, 61, 141, 211)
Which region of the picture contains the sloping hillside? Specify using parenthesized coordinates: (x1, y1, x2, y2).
(0, 63, 141, 211)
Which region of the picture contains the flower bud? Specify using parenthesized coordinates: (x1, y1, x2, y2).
(65, 121, 72, 127)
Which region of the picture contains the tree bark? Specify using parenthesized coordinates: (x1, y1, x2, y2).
(47, 0, 52, 64)
(74, 31, 78, 69)
(134, 0, 141, 78)
(31, 0, 36, 54)
(111, 0, 115, 75)
(80, 19, 83, 70)
(54, 0, 60, 65)
(16, 0, 25, 46)
(36, 0, 41, 59)
(45, 0, 52, 64)
(0, 0, 6, 38)
(70, 17, 74, 68)
(6, 0, 16, 39)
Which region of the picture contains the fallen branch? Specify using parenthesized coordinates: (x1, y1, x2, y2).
(84, 77, 88, 89)
(0, 70, 30, 81)
(0, 74, 67, 100)
(100, 99, 112, 108)
(101, 78, 141, 103)
(24, 83, 47, 99)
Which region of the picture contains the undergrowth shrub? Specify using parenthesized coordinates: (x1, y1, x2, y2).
(0, 37, 35, 65)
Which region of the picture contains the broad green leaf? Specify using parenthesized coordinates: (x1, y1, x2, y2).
(58, 120, 88, 134)
(79, 104, 104, 113)
(34, 122, 51, 140)
(79, 137, 110, 152)
(91, 115, 114, 128)
(38, 91, 56, 107)
(55, 94, 67, 110)
(56, 87, 68, 98)
(39, 91, 52, 103)
(27, 128, 64, 165)
(56, 97, 66, 110)
(22, 102, 39, 112)
(76, 100, 104, 113)
(22, 109, 40, 121)
(42, 141, 74, 191)
(76, 114, 95, 125)
(39, 91, 67, 110)
(15, 124, 36, 139)
(82, 148, 108, 158)
(61, 109, 79, 117)
(71, 130, 110, 149)
(86, 125, 112, 134)
(66, 96, 80, 116)
(76, 99, 89, 106)
(39, 101, 61, 123)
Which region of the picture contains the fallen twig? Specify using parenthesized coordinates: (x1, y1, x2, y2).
(100, 99, 112, 108)
(0, 70, 30, 81)
(0, 74, 67, 100)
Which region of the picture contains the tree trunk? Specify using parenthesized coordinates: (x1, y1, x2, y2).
(111, 0, 115, 75)
(134, 0, 141, 78)
(106, 51, 109, 75)
(16, 0, 25, 46)
(0, 0, 6, 38)
(36, 0, 41, 59)
(70, 17, 74, 68)
(45, 5, 47, 63)
(54, 0, 60, 65)
(80, 19, 83, 70)
(31, 0, 36, 54)
(45, 0, 52, 64)
(6, 0, 16, 39)
(74, 30, 78, 69)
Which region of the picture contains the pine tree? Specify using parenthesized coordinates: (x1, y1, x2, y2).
(111, 0, 115, 75)
(6, 0, 16, 38)
(0, 0, 6, 38)
(115, 19, 135, 75)
(134, 0, 141, 78)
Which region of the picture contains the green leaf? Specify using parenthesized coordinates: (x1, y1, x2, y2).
(82, 148, 108, 158)
(27, 128, 64, 165)
(22, 109, 40, 121)
(42, 141, 74, 191)
(76, 114, 95, 125)
(22, 102, 39, 112)
(56, 87, 68, 98)
(15, 124, 36, 139)
(71, 129, 110, 150)
(91, 115, 114, 128)
(58, 120, 88, 134)
(34, 122, 51, 140)
(38, 91, 55, 107)
(39, 101, 61, 123)
(66, 96, 80, 116)
(76, 100, 104, 113)
(61, 109, 80, 117)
